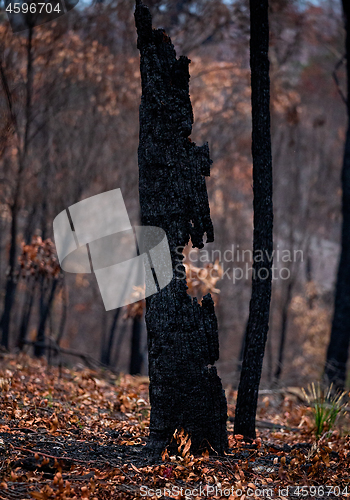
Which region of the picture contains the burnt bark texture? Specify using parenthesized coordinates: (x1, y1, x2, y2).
(325, 0, 350, 392)
(34, 278, 59, 357)
(274, 278, 293, 382)
(234, 0, 273, 439)
(0, 25, 33, 349)
(101, 308, 121, 367)
(129, 316, 143, 375)
(135, 0, 228, 457)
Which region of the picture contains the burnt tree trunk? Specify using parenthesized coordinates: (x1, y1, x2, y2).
(0, 25, 34, 349)
(234, 0, 273, 439)
(34, 278, 59, 357)
(274, 279, 293, 382)
(135, 0, 228, 457)
(101, 308, 121, 367)
(17, 279, 36, 350)
(129, 315, 143, 375)
(325, 0, 350, 391)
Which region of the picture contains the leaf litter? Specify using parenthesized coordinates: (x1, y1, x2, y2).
(0, 353, 349, 499)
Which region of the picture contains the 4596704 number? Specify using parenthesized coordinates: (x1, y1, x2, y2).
(292, 485, 349, 497)
(6, 2, 61, 14)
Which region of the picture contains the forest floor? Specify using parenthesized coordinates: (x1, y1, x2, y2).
(0, 353, 349, 500)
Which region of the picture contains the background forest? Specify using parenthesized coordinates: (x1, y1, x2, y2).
(0, 0, 346, 388)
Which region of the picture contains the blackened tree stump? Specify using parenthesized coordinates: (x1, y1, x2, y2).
(134, 0, 228, 457)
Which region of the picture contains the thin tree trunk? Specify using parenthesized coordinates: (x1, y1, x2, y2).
(274, 279, 293, 382)
(135, 0, 227, 457)
(34, 278, 59, 357)
(17, 279, 36, 350)
(0, 199, 19, 349)
(324, 0, 350, 391)
(0, 25, 34, 349)
(99, 306, 109, 365)
(129, 315, 143, 375)
(305, 255, 316, 310)
(234, 0, 273, 439)
(112, 318, 128, 368)
(237, 320, 247, 377)
(101, 308, 121, 366)
(266, 328, 273, 386)
(56, 281, 68, 346)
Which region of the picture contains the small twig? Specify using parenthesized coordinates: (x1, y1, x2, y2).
(228, 416, 301, 432)
(10, 445, 141, 478)
(99, 457, 135, 482)
(10, 427, 37, 433)
(0, 56, 18, 132)
(333, 54, 347, 105)
(21, 340, 104, 370)
(11, 445, 91, 464)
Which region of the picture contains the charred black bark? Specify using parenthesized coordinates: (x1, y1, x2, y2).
(135, 0, 228, 457)
(34, 278, 59, 357)
(325, 0, 350, 391)
(101, 308, 121, 367)
(129, 316, 143, 375)
(274, 279, 293, 382)
(0, 202, 18, 349)
(234, 0, 273, 439)
(0, 25, 33, 349)
(17, 280, 36, 350)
